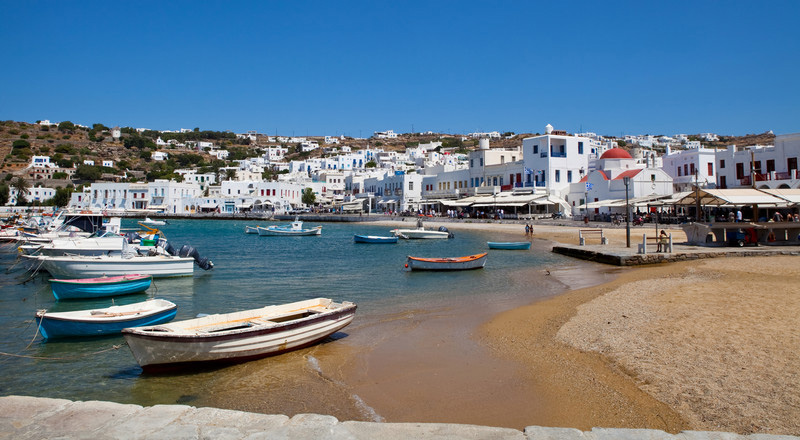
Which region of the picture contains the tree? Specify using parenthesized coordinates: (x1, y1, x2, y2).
(365, 160, 377, 168)
(224, 169, 237, 181)
(74, 164, 103, 181)
(12, 139, 31, 149)
(49, 186, 73, 207)
(13, 177, 29, 206)
(0, 184, 9, 206)
(302, 188, 316, 206)
(57, 121, 75, 132)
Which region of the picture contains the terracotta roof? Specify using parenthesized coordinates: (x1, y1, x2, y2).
(614, 169, 642, 180)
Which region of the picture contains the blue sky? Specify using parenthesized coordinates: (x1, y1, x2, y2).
(1, 1, 798, 137)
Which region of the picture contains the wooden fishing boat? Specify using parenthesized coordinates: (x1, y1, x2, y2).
(122, 298, 356, 372)
(256, 218, 322, 236)
(405, 252, 488, 271)
(353, 234, 398, 244)
(49, 274, 153, 300)
(35, 299, 177, 339)
(487, 241, 531, 250)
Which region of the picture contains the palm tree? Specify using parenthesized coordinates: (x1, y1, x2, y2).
(13, 177, 30, 206)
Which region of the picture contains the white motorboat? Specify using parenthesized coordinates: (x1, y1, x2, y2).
(140, 217, 167, 226)
(391, 227, 451, 239)
(123, 297, 357, 372)
(25, 253, 201, 279)
(257, 218, 322, 236)
(244, 226, 260, 234)
(18, 230, 162, 257)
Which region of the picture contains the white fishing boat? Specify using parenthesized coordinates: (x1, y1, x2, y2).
(257, 218, 322, 236)
(244, 226, 260, 234)
(122, 297, 357, 372)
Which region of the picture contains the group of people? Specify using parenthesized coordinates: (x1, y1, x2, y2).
(524, 223, 534, 237)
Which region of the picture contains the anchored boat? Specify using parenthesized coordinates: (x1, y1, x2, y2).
(35, 299, 177, 339)
(405, 252, 488, 271)
(49, 274, 153, 300)
(122, 297, 356, 372)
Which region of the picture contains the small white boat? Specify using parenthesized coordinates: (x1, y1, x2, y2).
(391, 227, 451, 239)
(244, 226, 260, 234)
(140, 217, 167, 226)
(405, 252, 488, 271)
(257, 218, 322, 236)
(123, 297, 357, 372)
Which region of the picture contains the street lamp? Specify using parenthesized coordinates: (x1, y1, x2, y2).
(623, 176, 631, 248)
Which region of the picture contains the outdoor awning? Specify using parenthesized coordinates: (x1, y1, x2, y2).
(760, 188, 800, 205)
(200, 203, 218, 209)
(148, 204, 168, 210)
(236, 203, 253, 209)
(674, 188, 789, 206)
(438, 199, 474, 207)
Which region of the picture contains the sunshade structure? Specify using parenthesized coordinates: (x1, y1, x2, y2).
(426, 193, 567, 216)
(580, 194, 674, 209)
(673, 188, 792, 207)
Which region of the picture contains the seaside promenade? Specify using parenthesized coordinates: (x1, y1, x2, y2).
(2, 395, 797, 439)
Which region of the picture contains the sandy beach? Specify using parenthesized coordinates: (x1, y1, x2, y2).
(348, 218, 800, 435)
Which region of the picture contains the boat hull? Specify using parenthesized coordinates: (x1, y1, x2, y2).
(391, 228, 450, 239)
(257, 226, 322, 236)
(35, 299, 177, 339)
(30, 255, 195, 278)
(244, 226, 259, 234)
(123, 299, 356, 371)
(487, 241, 531, 250)
(406, 253, 488, 271)
(49, 274, 153, 300)
(353, 235, 398, 244)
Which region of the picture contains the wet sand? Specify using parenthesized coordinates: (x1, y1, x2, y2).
(206, 219, 798, 435)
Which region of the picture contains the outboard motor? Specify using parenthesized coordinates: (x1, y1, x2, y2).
(125, 231, 139, 244)
(177, 244, 214, 270)
(163, 241, 178, 256)
(438, 226, 455, 239)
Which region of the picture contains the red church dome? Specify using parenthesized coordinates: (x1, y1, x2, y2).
(599, 148, 633, 159)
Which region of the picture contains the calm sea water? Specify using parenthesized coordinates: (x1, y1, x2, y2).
(0, 218, 574, 409)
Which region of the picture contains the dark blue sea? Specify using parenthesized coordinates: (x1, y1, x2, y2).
(0, 218, 597, 420)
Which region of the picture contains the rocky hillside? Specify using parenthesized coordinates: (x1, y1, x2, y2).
(0, 119, 779, 183)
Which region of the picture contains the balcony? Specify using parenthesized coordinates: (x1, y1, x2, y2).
(550, 151, 566, 158)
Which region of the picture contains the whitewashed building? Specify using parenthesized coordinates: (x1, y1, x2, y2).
(714, 133, 800, 189)
(661, 144, 718, 192)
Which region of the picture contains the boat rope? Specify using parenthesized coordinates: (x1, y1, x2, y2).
(0, 344, 126, 361)
(16, 258, 46, 285)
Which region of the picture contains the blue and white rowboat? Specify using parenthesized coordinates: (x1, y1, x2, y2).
(487, 241, 531, 250)
(49, 274, 153, 300)
(354, 234, 398, 244)
(35, 299, 177, 339)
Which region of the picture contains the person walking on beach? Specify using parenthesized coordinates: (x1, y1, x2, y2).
(525, 224, 530, 236)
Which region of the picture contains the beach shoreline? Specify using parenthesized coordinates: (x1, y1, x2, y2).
(344, 219, 799, 435)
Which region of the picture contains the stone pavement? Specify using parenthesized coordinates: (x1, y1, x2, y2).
(1, 396, 797, 440)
